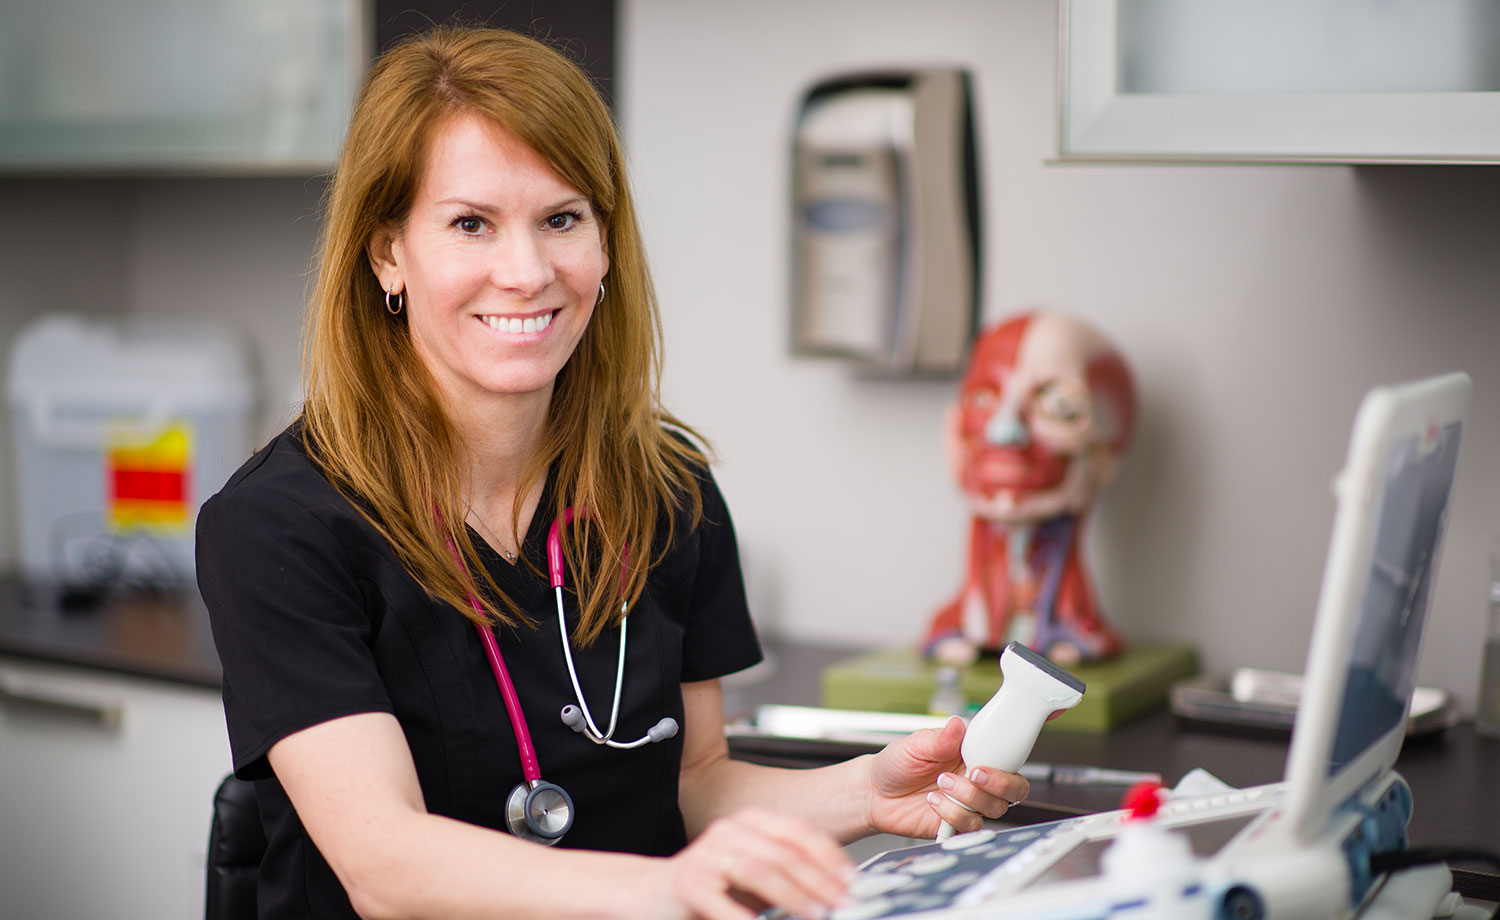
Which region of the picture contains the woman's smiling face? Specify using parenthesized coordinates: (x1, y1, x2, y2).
(373, 111, 608, 407)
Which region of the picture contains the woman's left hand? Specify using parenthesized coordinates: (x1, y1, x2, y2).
(864, 717, 1029, 838)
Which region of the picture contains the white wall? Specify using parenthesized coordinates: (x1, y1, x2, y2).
(0, 0, 1495, 712)
(123, 177, 324, 429)
(620, 0, 1500, 710)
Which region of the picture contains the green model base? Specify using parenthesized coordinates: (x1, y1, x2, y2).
(820, 643, 1199, 733)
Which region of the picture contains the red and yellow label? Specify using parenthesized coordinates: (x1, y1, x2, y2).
(106, 423, 193, 534)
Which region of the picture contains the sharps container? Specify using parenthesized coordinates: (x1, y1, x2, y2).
(7, 314, 255, 593)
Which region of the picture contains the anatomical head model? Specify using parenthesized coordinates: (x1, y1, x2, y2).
(925, 310, 1137, 666)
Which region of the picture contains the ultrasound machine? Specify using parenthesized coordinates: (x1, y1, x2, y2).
(776, 373, 1478, 920)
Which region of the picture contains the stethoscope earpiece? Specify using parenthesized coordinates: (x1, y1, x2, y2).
(647, 717, 679, 743)
(558, 706, 680, 749)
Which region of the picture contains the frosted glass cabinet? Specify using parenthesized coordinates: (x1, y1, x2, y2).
(1059, 0, 1500, 163)
(0, 0, 369, 172)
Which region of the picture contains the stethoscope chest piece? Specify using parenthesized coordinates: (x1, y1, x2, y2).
(506, 778, 574, 845)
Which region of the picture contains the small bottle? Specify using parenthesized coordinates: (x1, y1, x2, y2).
(1476, 544, 1500, 738)
(928, 666, 967, 718)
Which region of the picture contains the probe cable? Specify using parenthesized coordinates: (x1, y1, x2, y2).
(1368, 846, 1500, 920)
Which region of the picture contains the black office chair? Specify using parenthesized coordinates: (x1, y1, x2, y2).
(205, 774, 265, 920)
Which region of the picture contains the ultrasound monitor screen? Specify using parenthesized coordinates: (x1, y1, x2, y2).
(1328, 421, 1462, 776)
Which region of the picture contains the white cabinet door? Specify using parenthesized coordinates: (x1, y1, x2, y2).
(1060, 0, 1500, 163)
(0, 657, 231, 920)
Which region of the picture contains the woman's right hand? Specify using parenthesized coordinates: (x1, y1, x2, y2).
(643, 806, 853, 920)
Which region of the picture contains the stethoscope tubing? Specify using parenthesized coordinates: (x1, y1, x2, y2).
(446, 533, 546, 783)
(471, 613, 543, 782)
(557, 591, 640, 747)
(545, 508, 640, 747)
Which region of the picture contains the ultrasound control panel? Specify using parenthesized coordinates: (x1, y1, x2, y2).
(830, 823, 1066, 919)
(759, 783, 1286, 920)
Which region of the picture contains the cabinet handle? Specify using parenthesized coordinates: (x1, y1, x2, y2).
(0, 673, 124, 730)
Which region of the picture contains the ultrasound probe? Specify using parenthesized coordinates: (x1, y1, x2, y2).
(937, 641, 1086, 840)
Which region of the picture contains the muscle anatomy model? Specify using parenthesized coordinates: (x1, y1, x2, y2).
(925, 311, 1137, 666)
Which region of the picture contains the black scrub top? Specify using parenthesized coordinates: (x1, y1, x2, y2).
(196, 423, 762, 919)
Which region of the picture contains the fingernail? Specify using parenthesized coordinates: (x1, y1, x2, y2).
(927, 792, 943, 806)
(967, 767, 988, 784)
(936, 773, 956, 791)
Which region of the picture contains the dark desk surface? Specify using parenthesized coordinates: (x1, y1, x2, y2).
(726, 640, 1500, 901)
(0, 582, 221, 689)
(4, 591, 1494, 898)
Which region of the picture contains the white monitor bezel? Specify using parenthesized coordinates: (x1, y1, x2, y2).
(1281, 372, 1471, 843)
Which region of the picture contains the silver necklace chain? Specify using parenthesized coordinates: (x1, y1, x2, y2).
(467, 505, 518, 563)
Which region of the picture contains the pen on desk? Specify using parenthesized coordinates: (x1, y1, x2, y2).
(1018, 764, 1163, 786)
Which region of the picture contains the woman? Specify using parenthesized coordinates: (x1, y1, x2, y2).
(197, 26, 1026, 919)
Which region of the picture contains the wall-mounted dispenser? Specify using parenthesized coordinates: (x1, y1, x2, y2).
(790, 69, 981, 377)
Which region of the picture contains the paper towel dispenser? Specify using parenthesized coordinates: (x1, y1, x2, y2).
(790, 69, 981, 377)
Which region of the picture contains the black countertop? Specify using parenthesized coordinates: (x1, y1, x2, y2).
(3, 592, 1494, 898)
(725, 641, 1500, 901)
(0, 582, 222, 689)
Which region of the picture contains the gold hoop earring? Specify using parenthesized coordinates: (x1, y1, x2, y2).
(386, 286, 405, 315)
(596, 283, 606, 307)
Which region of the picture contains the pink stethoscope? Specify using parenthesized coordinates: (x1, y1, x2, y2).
(447, 507, 678, 845)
